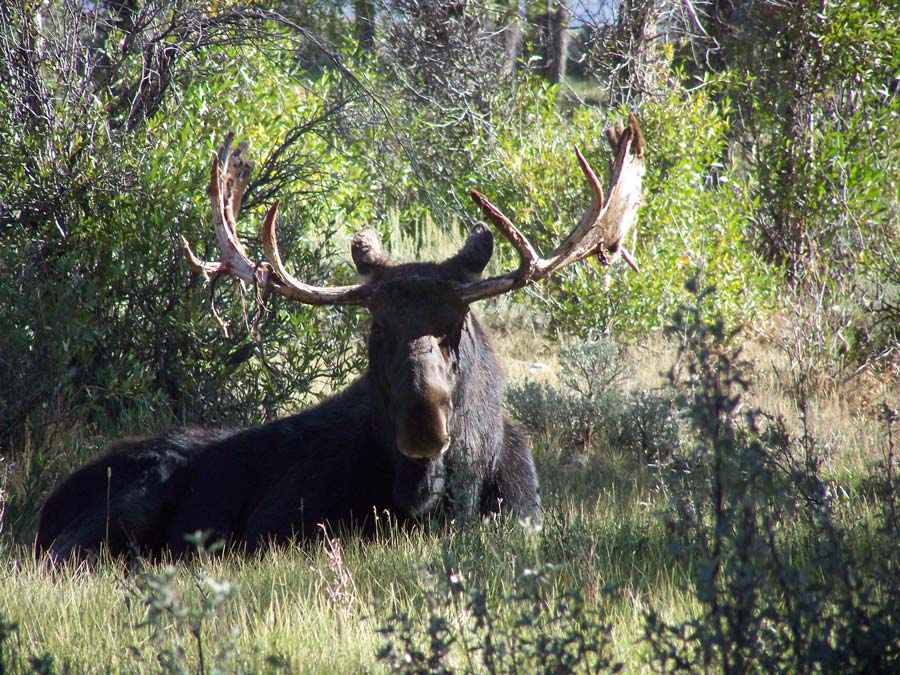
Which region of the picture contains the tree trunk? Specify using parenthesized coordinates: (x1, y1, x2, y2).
(548, 1, 569, 83)
(354, 0, 375, 52)
(500, 0, 523, 76)
(531, 0, 569, 83)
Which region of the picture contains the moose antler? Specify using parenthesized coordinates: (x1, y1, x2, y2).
(180, 133, 374, 306)
(182, 117, 645, 308)
(456, 114, 645, 303)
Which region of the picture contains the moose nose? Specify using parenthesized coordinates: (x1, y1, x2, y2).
(395, 397, 452, 460)
(394, 384, 453, 459)
(397, 431, 451, 461)
(392, 336, 454, 459)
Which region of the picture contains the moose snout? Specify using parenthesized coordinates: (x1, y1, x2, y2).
(395, 397, 452, 460)
(391, 337, 455, 460)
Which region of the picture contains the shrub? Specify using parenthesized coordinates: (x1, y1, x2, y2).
(506, 337, 680, 464)
(133, 562, 242, 675)
(645, 278, 900, 674)
(376, 547, 621, 675)
(0, 14, 368, 542)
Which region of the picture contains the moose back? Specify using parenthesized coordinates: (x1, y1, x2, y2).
(36, 119, 645, 560)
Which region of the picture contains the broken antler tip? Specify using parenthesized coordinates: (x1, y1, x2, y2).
(627, 115, 645, 156)
(180, 236, 209, 276)
(619, 246, 640, 273)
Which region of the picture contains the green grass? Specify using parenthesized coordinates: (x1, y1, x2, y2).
(1, 453, 889, 673)
(1, 326, 897, 674)
(0, 460, 696, 674)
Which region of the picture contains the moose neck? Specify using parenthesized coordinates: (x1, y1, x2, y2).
(449, 311, 503, 428)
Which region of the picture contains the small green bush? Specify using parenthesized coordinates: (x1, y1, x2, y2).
(376, 548, 621, 675)
(506, 337, 680, 463)
(133, 562, 241, 675)
(645, 278, 900, 674)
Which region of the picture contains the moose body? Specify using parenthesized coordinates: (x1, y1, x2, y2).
(36, 119, 645, 562)
(36, 232, 540, 560)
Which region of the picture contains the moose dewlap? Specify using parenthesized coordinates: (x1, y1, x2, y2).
(36, 118, 645, 561)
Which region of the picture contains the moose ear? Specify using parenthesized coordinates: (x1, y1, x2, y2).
(448, 223, 494, 281)
(351, 229, 390, 283)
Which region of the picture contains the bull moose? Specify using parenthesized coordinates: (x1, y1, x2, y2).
(35, 117, 645, 561)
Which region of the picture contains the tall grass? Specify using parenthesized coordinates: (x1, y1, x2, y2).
(2, 474, 693, 674)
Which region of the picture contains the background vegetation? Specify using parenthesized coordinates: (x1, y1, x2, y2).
(1, 0, 898, 672)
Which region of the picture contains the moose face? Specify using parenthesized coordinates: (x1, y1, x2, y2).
(366, 283, 465, 459)
(352, 226, 493, 460)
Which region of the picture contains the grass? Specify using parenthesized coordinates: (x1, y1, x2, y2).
(1, 305, 898, 673)
(0, 469, 692, 673)
(3, 473, 885, 673)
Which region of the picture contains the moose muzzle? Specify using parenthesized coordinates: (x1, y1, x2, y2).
(393, 337, 453, 460)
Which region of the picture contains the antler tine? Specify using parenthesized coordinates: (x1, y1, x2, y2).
(260, 202, 374, 305)
(181, 137, 374, 307)
(228, 140, 252, 221)
(458, 115, 646, 303)
(468, 190, 539, 285)
(181, 152, 264, 285)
